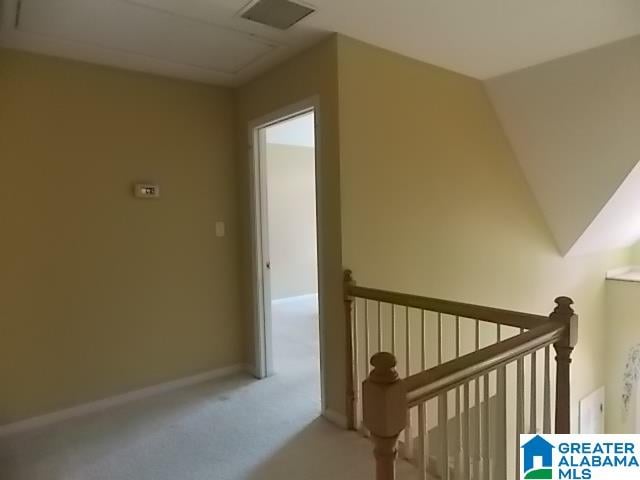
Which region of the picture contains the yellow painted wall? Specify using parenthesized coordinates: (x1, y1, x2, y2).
(2, 34, 632, 432)
(336, 36, 631, 433)
(234, 36, 347, 417)
(0, 48, 243, 424)
(630, 241, 640, 265)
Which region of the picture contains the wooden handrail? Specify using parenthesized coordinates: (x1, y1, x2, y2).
(404, 321, 565, 406)
(347, 284, 549, 330)
(356, 283, 579, 480)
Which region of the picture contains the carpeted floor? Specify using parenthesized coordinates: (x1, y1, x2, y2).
(0, 295, 414, 480)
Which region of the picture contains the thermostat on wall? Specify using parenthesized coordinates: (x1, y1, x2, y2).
(134, 183, 160, 198)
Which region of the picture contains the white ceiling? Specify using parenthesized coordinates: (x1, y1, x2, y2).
(0, 0, 328, 85)
(17, 0, 275, 74)
(2, 0, 640, 85)
(321, 0, 640, 79)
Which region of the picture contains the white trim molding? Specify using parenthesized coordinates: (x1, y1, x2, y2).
(0, 364, 246, 437)
(607, 266, 640, 283)
(248, 97, 328, 415)
(322, 408, 348, 429)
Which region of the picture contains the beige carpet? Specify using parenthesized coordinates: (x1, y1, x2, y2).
(0, 295, 414, 480)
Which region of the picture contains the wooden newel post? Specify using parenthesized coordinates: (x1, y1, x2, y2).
(344, 269, 356, 430)
(550, 296, 578, 434)
(363, 352, 407, 480)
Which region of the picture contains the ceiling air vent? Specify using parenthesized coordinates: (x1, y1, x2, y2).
(240, 0, 315, 30)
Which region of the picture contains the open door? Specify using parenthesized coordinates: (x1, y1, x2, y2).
(250, 124, 274, 378)
(248, 104, 321, 406)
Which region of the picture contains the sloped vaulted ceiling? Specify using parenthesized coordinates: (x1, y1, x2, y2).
(486, 35, 640, 256)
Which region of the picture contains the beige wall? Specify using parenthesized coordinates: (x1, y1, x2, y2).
(630, 241, 640, 265)
(486, 35, 640, 256)
(0, 48, 242, 424)
(234, 36, 346, 417)
(3, 33, 634, 433)
(266, 143, 318, 300)
(336, 35, 631, 433)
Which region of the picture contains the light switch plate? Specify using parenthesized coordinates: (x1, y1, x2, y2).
(579, 387, 605, 433)
(215, 221, 225, 237)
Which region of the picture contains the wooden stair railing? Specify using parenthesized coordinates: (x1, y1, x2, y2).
(343, 270, 578, 480)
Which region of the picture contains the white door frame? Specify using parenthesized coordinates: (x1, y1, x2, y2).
(247, 96, 326, 409)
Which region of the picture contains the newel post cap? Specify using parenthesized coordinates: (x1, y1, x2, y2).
(343, 269, 355, 298)
(344, 269, 354, 284)
(369, 352, 399, 383)
(551, 296, 578, 348)
(554, 296, 574, 314)
(363, 352, 407, 437)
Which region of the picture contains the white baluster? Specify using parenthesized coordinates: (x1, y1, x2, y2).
(421, 310, 427, 371)
(455, 317, 461, 476)
(437, 313, 442, 365)
(482, 374, 490, 480)
(516, 353, 524, 480)
(364, 300, 370, 373)
(418, 403, 428, 480)
(439, 392, 450, 480)
(377, 301, 382, 353)
(353, 299, 362, 430)
(406, 307, 411, 376)
(463, 382, 471, 480)
(404, 308, 413, 460)
(391, 304, 396, 355)
(530, 351, 537, 434)
(543, 345, 551, 434)
(494, 364, 507, 480)
(405, 408, 414, 460)
(474, 321, 481, 480)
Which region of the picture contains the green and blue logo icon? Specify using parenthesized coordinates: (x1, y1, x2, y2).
(520, 434, 640, 479)
(522, 435, 554, 479)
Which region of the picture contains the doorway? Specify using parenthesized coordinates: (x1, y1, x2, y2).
(249, 102, 323, 412)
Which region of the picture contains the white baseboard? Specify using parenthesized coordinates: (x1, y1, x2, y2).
(272, 293, 318, 305)
(0, 364, 246, 437)
(322, 408, 348, 429)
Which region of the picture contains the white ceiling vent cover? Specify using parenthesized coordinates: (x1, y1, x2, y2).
(240, 0, 314, 30)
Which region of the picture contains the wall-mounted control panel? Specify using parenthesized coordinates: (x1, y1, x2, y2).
(134, 184, 160, 198)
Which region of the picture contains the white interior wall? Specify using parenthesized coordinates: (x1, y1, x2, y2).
(486, 34, 640, 256)
(604, 278, 640, 433)
(266, 114, 318, 300)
